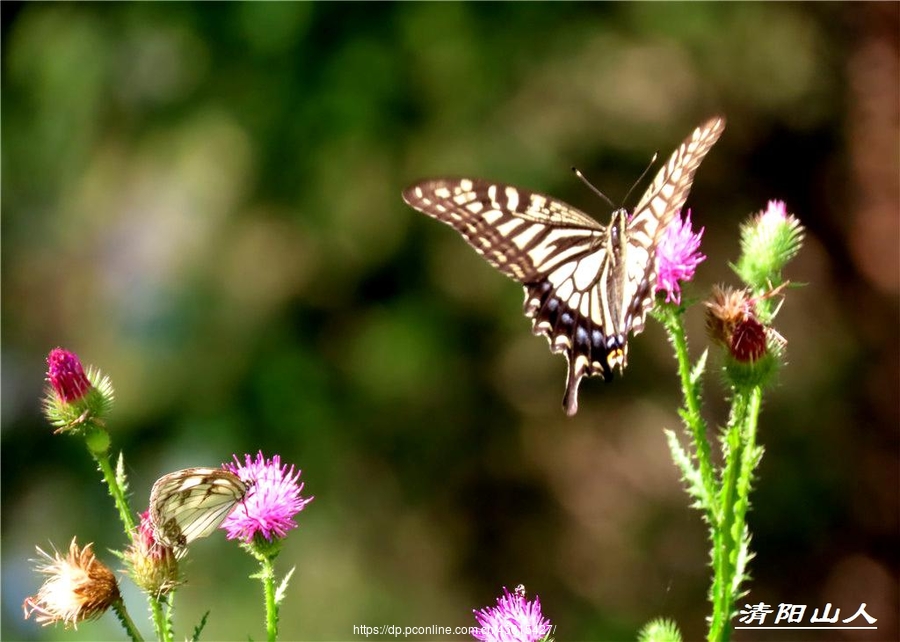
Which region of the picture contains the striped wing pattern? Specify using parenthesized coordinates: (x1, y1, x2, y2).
(403, 117, 725, 415)
(149, 467, 249, 556)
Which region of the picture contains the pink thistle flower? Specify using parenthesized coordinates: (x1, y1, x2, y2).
(473, 585, 551, 642)
(221, 452, 313, 543)
(656, 210, 706, 304)
(46, 348, 92, 403)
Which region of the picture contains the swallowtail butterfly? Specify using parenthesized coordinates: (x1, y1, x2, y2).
(149, 467, 249, 556)
(403, 117, 725, 415)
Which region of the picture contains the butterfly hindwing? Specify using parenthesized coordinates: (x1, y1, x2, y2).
(149, 467, 249, 556)
(403, 117, 725, 415)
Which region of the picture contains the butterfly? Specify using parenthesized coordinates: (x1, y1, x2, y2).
(148, 467, 249, 556)
(402, 117, 725, 415)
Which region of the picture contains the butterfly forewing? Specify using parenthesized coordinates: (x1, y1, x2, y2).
(149, 467, 249, 555)
(403, 179, 605, 282)
(629, 117, 726, 242)
(623, 117, 726, 336)
(403, 117, 725, 415)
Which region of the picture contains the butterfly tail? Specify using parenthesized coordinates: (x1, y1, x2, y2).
(563, 356, 584, 416)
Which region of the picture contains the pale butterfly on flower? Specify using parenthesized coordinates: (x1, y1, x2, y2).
(148, 467, 250, 557)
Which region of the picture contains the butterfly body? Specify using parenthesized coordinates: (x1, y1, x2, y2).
(149, 467, 249, 555)
(403, 117, 725, 415)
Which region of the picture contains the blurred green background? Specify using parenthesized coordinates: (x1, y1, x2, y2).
(3, 3, 897, 641)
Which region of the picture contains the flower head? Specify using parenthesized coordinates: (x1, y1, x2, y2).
(122, 511, 181, 595)
(705, 282, 789, 363)
(656, 210, 706, 304)
(473, 585, 552, 642)
(23, 538, 120, 629)
(47, 348, 92, 403)
(42, 348, 115, 441)
(704, 283, 788, 388)
(221, 452, 313, 544)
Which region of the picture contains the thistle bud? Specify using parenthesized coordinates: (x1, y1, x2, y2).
(123, 511, 181, 596)
(704, 284, 785, 387)
(733, 200, 805, 290)
(42, 348, 114, 440)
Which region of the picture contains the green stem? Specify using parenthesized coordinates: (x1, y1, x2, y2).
(665, 306, 719, 520)
(734, 387, 762, 535)
(261, 554, 278, 642)
(111, 598, 144, 642)
(732, 385, 763, 591)
(709, 419, 740, 642)
(89, 448, 136, 541)
(708, 388, 758, 642)
(148, 592, 169, 642)
(163, 596, 176, 642)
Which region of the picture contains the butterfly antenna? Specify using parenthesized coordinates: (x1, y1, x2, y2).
(621, 151, 659, 205)
(572, 167, 615, 208)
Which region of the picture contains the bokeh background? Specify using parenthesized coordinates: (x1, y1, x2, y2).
(2, 3, 897, 641)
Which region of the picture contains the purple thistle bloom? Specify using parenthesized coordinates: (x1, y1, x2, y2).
(473, 586, 551, 642)
(46, 348, 92, 403)
(221, 452, 313, 543)
(656, 210, 706, 304)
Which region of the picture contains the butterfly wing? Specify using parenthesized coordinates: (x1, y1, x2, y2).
(623, 116, 727, 338)
(403, 179, 605, 282)
(149, 467, 248, 555)
(630, 116, 727, 241)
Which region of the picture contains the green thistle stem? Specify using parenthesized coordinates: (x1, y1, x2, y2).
(89, 447, 136, 541)
(660, 304, 719, 520)
(707, 385, 762, 642)
(148, 593, 167, 642)
(735, 387, 762, 545)
(262, 554, 278, 642)
(163, 596, 176, 642)
(244, 537, 285, 641)
(709, 407, 742, 642)
(111, 597, 144, 641)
